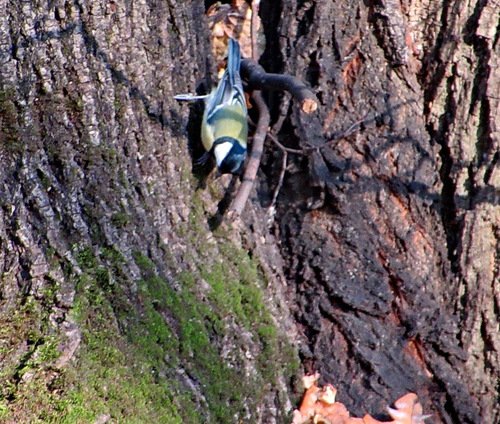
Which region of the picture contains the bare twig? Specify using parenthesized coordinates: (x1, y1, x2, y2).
(267, 150, 288, 215)
(323, 115, 371, 147)
(228, 90, 269, 216)
(266, 132, 305, 155)
(241, 59, 318, 113)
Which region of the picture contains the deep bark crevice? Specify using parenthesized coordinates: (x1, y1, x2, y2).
(426, 66, 461, 274)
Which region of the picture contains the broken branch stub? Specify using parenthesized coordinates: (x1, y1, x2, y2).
(240, 59, 318, 113)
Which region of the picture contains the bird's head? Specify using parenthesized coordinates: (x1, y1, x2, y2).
(213, 137, 246, 174)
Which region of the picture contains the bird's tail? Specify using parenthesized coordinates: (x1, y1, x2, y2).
(226, 38, 241, 89)
(205, 38, 245, 114)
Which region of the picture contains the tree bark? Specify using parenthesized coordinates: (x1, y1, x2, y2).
(260, 0, 498, 423)
(0, 0, 497, 423)
(0, 1, 296, 422)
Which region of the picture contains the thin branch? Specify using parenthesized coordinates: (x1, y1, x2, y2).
(267, 132, 305, 155)
(241, 59, 318, 113)
(323, 115, 371, 147)
(228, 90, 269, 216)
(267, 150, 288, 215)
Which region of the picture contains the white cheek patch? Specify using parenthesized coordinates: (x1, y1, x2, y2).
(214, 142, 233, 167)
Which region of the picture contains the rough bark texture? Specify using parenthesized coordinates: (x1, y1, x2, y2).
(0, 0, 498, 423)
(259, 0, 498, 423)
(0, 1, 297, 422)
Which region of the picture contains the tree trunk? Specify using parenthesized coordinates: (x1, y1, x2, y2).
(0, 1, 296, 422)
(262, 0, 498, 423)
(0, 1, 497, 424)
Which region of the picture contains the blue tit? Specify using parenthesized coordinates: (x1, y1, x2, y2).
(201, 38, 248, 174)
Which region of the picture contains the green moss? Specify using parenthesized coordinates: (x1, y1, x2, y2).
(5, 234, 297, 422)
(37, 337, 60, 363)
(58, 272, 188, 423)
(133, 251, 156, 273)
(0, 88, 22, 154)
(198, 247, 296, 390)
(66, 94, 84, 114)
(167, 184, 298, 414)
(118, 169, 129, 188)
(75, 245, 98, 269)
(0, 401, 8, 419)
(129, 266, 254, 422)
(56, 246, 205, 422)
(37, 170, 52, 190)
(157, 242, 296, 419)
(111, 211, 130, 228)
(202, 246, 269, 328)
(100, 245, 126, 266)
(0, 284, 68, 422)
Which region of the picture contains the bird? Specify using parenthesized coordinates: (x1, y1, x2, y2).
(200, 38, 248, 174)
